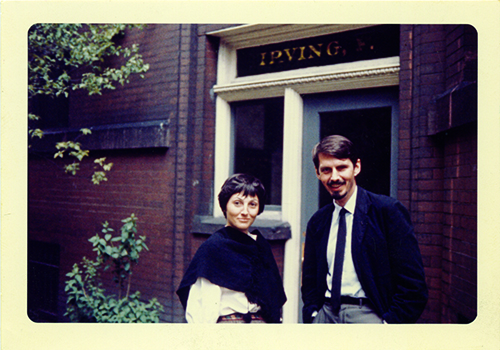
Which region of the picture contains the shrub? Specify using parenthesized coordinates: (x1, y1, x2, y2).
(64, 214, 163, 322)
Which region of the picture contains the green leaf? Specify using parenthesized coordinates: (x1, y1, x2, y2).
(104, 245, 113, 255)
(30, 128, 44, 139)
(121, 230, 129, 240)
(75, 274, 83, 284)
(102, 163, 113, 171)
(64, 211, 162, 322)
(56, 142, 68, 150)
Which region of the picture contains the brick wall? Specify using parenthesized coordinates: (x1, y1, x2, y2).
(28, 24, 476, 324)
(399, 25, 446, 322)
(28, 23, 255, 323)
(444, 25, 478, 90)
(440, 25, 478, 323)
(29, 24, 190, 322)
(28, 148, 176, 321)
(441, 127, 477, 323)
(68, 24, 183, 127)
(399, 25, 477, 323)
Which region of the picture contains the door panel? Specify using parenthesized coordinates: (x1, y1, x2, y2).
(301, 87, 399, 229)
(319, 106, 392, 207)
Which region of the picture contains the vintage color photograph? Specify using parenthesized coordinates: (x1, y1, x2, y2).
(27, 23, 477, 324)
(2, 1, 499, 350)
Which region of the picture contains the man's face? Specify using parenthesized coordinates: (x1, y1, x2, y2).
(316, 153, 361, 207)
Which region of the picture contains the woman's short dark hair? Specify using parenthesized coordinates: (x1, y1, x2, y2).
(312, 135, 359, 170)
(218, 173, 266, 217)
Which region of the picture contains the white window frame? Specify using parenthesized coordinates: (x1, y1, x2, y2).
(209, 24, 400, 323)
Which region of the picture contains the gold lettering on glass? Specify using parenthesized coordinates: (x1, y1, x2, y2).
(270, 50, 283, 65)
(308, 43, 323, 59)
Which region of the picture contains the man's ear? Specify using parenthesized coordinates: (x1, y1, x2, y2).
(315, 168, 321, 180)
(354, 159, 361, 177)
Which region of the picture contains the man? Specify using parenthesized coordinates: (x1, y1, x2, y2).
(301, 135, 428, 324)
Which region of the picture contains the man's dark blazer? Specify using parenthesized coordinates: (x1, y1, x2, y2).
(301, 186, 428, 323)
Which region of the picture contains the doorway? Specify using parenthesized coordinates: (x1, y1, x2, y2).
(301, 86, 399, 228)
(318, 106, 392, 207)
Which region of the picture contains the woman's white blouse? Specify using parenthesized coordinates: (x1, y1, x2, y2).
(185, 277, 261, 323)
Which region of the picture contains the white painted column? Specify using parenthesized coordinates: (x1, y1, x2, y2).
(281, 87, 303, 323)
(213, 96, 232, 218)
(212, 40, 235, 218)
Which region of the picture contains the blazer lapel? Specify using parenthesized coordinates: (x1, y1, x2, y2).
(319, 204, 334, 271)
(353, 187, 369, 245)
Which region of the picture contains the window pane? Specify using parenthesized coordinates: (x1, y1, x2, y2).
(232, 97, 284, 206)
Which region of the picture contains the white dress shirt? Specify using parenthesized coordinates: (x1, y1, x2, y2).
(325, 186, 366, 299)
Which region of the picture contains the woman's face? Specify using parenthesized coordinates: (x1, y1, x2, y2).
(225, 192, 259, 234)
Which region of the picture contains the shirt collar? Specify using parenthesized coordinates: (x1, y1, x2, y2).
(334, 185, 357, 214)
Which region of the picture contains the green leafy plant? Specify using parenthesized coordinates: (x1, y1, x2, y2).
(64, 214, 163, 322)
(28, 24, 149, 184)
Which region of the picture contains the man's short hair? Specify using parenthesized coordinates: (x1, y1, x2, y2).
(312, 135, 359, 170)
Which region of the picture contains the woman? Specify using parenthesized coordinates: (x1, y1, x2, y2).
(176, 173, 286, 323)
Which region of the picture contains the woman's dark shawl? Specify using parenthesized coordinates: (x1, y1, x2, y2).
(176, 226, 287, 323)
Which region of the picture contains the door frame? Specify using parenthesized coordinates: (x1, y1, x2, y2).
(209, 24, 400, 323)
(301, 86, 400, 238)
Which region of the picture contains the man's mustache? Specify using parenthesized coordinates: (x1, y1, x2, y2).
(327, 180, 345, 187)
